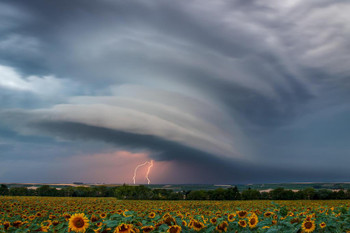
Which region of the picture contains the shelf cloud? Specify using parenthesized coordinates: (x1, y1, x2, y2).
(1, 0, 350, 183)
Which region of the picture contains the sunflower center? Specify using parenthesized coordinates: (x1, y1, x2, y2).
(74, 218, 85, 228)
(194, 222, 202, 228)
(239, 212, 246, 217)
(250, 218, 256, 225)
(305, 222, 312, 229)
(120, 225, 129, 231)
(169, 226, 179, 233)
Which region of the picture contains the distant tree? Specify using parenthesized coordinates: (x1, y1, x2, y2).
(61, 187, 75, 197)
(316, 189, 332, 200)
(270, 188, 295, 200)
(210, 188, 227, 200)
(260, 191, 270, 200)
(187, 190, 208, 200)
(37, 185, 59, 196)
(335, 190, 346, 200)
(9, 187, 29, 196)
(241, 188, 261, 200)
(226, 186, 241, 200)
(91, 186, 109, 197)
(346, 189, 350, 199)
(134, 185, 152, 199)
(114, 184, 140, 199)
(0, 184, 9, 196)
(168, 191, 183, 200)
(303, 188, 316, 200)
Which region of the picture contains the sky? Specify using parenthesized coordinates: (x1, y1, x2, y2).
(0, 0, 349, 184)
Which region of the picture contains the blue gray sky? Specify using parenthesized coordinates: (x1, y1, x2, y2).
(0, 0, 349, 184)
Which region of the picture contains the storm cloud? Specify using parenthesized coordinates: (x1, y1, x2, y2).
(0, 0, 349, 183)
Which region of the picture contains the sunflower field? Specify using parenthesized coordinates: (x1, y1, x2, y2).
(1, 196, 350, 233)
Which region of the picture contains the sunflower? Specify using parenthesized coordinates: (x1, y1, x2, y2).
(227, 213, 235, 222)
(148, 212, 156, 218)
(248, 214, 258, 228)
(301, 220, 316, 233)
(96, 222, 103, 227)
(36, 226, 49, 232)
(238, 220, 247, 228)
(52, 220, 59, 227)
(123, 211, 132, 218)
(114, 223, 133, 233)
(64, 213, 72, 221)
(41, 220, 52, 227)
(237, 211, 248, 218)
(167, 225, 181, 233)
(264, 212, 274, 218)
(190, 220, 205, 231)
(210, 217, 218, 225)
(215, 221, 228, 232)
(163, 216, 176, 226)
(91, 215, 99, 222)
(319, 222, 326, 229)
(35, 212, 43, 218)
(290, 218, 300, 224)
(68, 213, 90, 233)
(94, 228, 111, 233)
(141, 226, 154, 233)
(100, 213, 107, 219)
(3, 221, 11, 230)
(12, 220, 23, 228)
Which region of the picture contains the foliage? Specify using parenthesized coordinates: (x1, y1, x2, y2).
(1, 184, 350, 200)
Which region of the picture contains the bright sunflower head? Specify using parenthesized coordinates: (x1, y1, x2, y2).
(68, 213, 90, 233)
(12, 220, 23, 228)
(148, 212, 156, 219)
(190, 220, 205, 231)
(264, 212, 274, 218)
(167, 225, 181, 233)
(3, 221, 11, 230)
(91, 215, 99, 222)
(141, 225, 154, 233)
(114, 223, 132, 233)
(210, 217, 218, 224)
(248, 214, 258, 228)
(319, 222, 326, 229)
(215, 221, 228, 232)
(301, 220, 316, 233)
(52, 220, 59, 227)
(100, 213, 107, 219)
(237, 211, 248, 218)
(96, 222, 103, 227)
(163, 216, 176, 226)
(238, 220, 247, 228)
(228, 214, 235, 222)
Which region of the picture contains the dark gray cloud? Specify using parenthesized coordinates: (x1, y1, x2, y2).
(0, 0, 350, 183)
(22, 120, 350, 183)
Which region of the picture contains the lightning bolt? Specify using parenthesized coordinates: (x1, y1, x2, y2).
(145, 160, 154, 185)
(133, 161, 149, 184)
(133, 160, 154, 184)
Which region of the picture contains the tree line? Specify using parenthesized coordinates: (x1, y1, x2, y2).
(1, 184, 350, 200)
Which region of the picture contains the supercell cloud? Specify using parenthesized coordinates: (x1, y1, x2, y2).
(0, 0, 349, 183)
